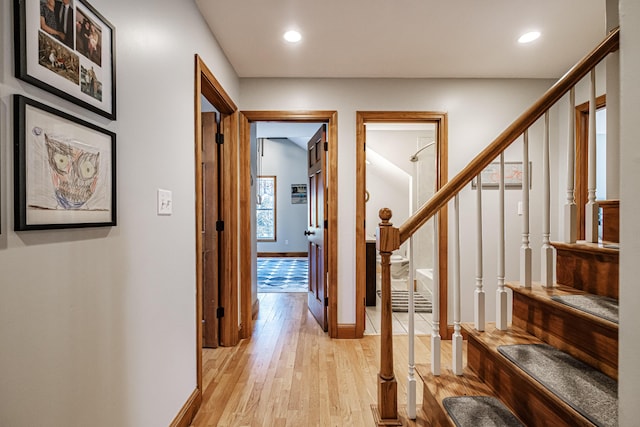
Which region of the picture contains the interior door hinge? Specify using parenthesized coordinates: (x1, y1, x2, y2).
(324, 141, 328, 152)
(324, 219, 328, 229)
(324, 297, 329, 307)
(216, 307, 225, 318)
(216, 133, 224, 144)
(216, 220, 224, 232)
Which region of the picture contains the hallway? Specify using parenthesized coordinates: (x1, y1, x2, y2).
(191, 293, 435, 426)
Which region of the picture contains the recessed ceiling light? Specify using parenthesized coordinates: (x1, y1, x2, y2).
(283, 30, 302, 43)
(518, 31, 541, 44)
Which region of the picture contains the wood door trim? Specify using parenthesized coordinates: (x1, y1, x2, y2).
(355, 111, 449, 339)
(575, 94, 606, 240)
(194, 54, 238, 407)
(239, 111, 339, 338)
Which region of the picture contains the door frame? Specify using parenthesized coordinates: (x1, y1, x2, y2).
(575, 94, 606, 240)
(194, 55, 239, 394)
(355, 111, 449, 339)
(239, 111, 338, 338)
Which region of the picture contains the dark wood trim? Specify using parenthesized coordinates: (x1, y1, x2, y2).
(575, 95, 606, 240)
(355, 111, 449, 339)
(219, 111, 240, 347)
(257, 252, 308, 257)
(239, 111, 339, 338)
(169, 388, 202, 427)
(336, 324, 358, 339)
(239, 114, 253, 340)
(194, 54, 238, 396)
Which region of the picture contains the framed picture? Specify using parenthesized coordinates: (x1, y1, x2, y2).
(14, 94, 116, 230)
(14, 0, 116, 119)
(291, 183, 307, 204)
(472, 161, 532, 189)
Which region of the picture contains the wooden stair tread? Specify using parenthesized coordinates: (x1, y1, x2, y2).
(465, 322, 606, 427)
(506, 282, 619, 326)
(506, 282, 618, 378)
(463, 322, 544, 347)
(416, 363, 502, 427)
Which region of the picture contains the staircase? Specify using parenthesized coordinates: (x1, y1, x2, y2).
(372, 27, 621, 427)
(418, 236, 619, 426)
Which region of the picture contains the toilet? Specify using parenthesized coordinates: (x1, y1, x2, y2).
(377, 253, 410, 279)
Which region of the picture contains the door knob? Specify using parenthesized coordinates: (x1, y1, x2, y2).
(304, 230, 316, 236)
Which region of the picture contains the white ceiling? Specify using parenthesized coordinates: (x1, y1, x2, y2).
(195, 0, 606, 79)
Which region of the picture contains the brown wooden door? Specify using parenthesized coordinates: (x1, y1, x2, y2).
(202, 112, 220, 348)
(307, 125, 328, 331)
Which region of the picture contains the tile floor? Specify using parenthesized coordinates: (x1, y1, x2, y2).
(364, 277, 433, 335)
(257, 257, 308, 293)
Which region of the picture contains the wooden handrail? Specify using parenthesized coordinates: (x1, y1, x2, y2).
(398, 27, 619, 243)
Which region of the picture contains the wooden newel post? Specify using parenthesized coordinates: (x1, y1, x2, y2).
(374, 208, 402, 426)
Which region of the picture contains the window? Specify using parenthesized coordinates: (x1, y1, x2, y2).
(256, 176, 276, 241)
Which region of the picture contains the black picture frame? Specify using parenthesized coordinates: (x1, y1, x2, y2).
(14, 94, 117, 230)
(14, 0, 116, 119)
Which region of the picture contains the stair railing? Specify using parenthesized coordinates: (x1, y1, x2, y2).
(373, 27, 619, 425)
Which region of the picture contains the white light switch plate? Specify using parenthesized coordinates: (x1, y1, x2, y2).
(157, 189, 173, 215)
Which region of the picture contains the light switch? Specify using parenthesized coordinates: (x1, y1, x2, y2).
(517, 201, 523, 216)
(157, 189, 173, 215)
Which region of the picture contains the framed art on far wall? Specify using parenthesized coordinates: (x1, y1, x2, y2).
(14, 0, 116, 119)
(14, 94, 117, 230)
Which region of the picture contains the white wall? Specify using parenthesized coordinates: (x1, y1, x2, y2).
(619, 0, 640, 423)
(256, 138, 308, 253)
(366, 129, 433, 260)
(0, 0, 239, 426)
(240, 78, 556, 324)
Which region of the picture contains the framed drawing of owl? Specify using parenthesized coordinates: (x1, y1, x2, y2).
(14, 95, 116, 230)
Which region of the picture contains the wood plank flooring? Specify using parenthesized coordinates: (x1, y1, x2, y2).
(191, 292, 437, 426)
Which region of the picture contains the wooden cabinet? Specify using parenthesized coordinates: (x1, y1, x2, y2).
(366, 239, 377, 306)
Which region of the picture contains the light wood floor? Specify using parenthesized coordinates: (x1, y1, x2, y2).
(191, 292, 437, 426)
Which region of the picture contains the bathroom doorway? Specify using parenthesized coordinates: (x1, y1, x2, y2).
(355, 112, 449, 338)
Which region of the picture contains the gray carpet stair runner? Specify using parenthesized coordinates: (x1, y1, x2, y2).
(498, 344, 618, 427)
(443, 396, 524, 427)
(550, 294, 619, 323)
(376, 289, 432, 312)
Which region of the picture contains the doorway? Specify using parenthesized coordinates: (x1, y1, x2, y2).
(253, 125, 319, 296)
(239, 112, 338, 338)
(194, 55, 239, 395)
(576, 95, 607, 240)
(355, 111, 449, 339)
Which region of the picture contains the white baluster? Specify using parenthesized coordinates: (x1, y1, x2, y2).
(564, 88, 577, 243)
(585, 70, 600, 242)
(407, 236, 416, 419)
(541, 111, 554, 287)
(475, 173, 485, 331)
(452, 195, 463, 375)
(496, 154, 508, 330)
(520, 131, 532, 288)
(431, 212, 441, 376)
